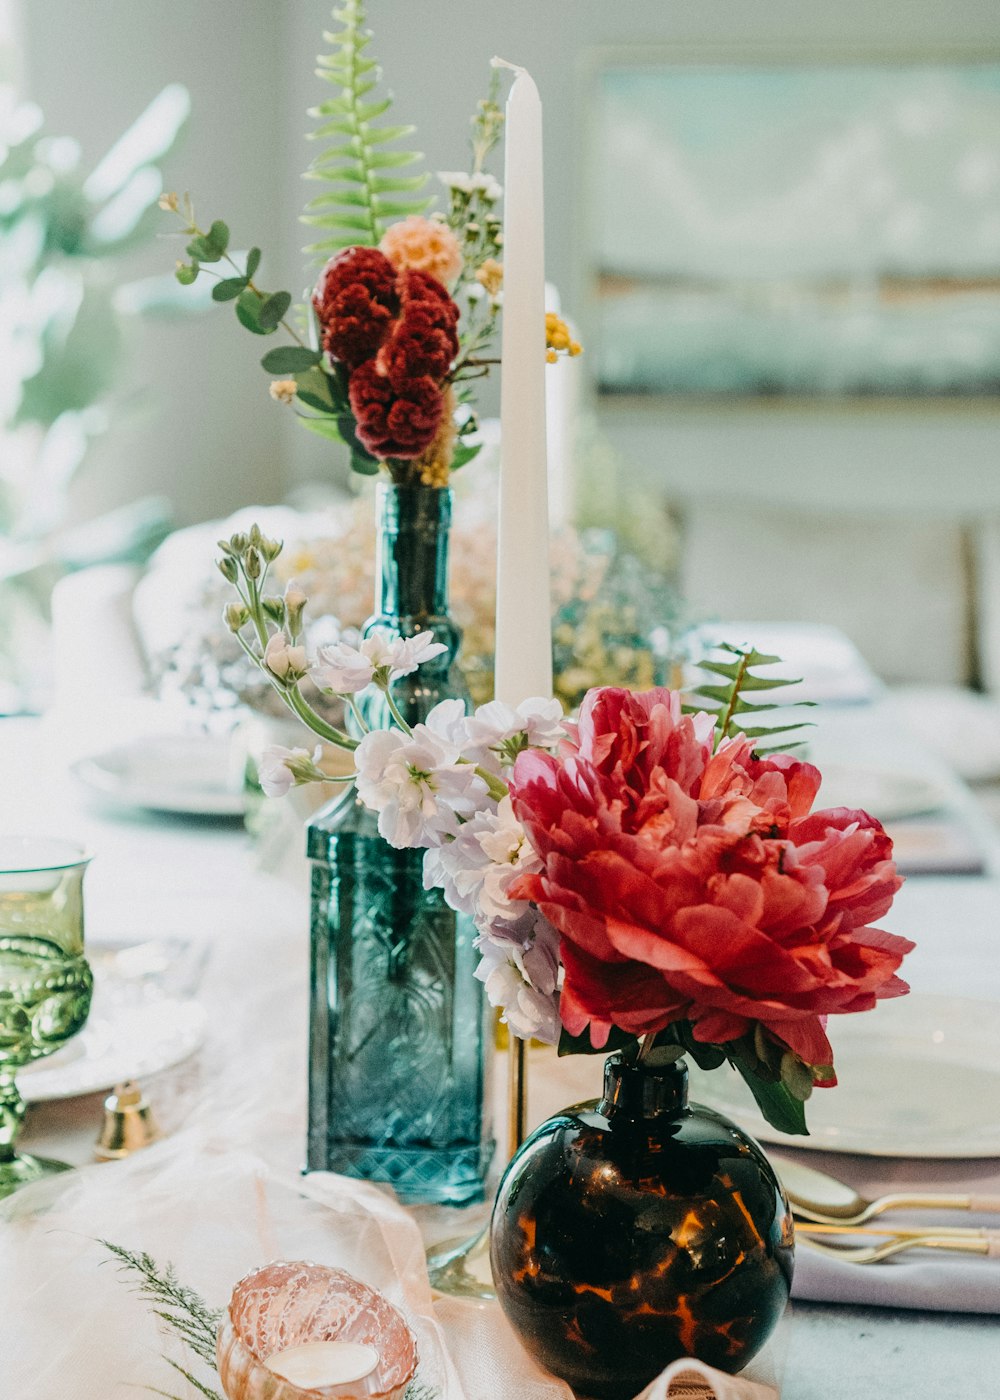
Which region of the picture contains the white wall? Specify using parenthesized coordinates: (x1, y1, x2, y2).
(18, 0, 1000, 541)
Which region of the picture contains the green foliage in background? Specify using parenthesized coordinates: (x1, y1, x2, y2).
(0, 84, 189, 707)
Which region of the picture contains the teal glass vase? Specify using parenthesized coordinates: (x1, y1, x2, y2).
(305, 483, 494, 1205)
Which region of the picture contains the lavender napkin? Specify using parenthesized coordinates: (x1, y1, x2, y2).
(780, 1149, 1000, 1314)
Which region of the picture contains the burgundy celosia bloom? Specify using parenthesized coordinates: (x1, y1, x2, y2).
(376, 308, 460, 387)
(312, 246, 399, 367)
(509, 687, 911, 1073)
(348, 360, 444, 459)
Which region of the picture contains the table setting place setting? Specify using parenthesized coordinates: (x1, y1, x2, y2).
(3, 6, 1000, 1399)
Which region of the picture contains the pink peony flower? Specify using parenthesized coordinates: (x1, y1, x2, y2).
(509, 687, 911, 1074)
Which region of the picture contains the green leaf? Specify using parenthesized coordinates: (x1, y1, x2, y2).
(306, 188, 372, 209)
(450, 441, 481, 471)
(734, 1063, 809, 1135)
(557, 1024, 637, 1058)
(186, 235, 222, 264)
(364, 124, 418, 146)
(212, 276, 247, 302)
(207, 219, 229, 255)
(260, 346, 323, 373)
(293, 366, 339, 412)
(235, 287, 269, 334)
(356, 97, 393, 121)
(735, 722, 815, 739)
(299, 414, 349, 442)
(246, 246, 262, 279)
(350, 448, 381, 476)
(310, 115, 356, 138)
(365, 148, 424, 168)
(257, 291, 292, 330)
(175, 261, 199, 285)
(734, 673, 803, 692)
(370, 174, 429, 193)
(372, 197, 434, 217)
(301, 211, 378, 231)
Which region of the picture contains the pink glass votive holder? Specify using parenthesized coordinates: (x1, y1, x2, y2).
(216, 1261, 419, 1400)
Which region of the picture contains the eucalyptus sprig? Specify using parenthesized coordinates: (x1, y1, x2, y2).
(161, 193, 299, 342)
(687, 642, 814, 753)
(302, 0, 433, 255)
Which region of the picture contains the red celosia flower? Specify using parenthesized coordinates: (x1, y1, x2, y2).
(376, 306, 460, 387)
(398, 267, 461, 326)
(509, 687, 911, 1073)
(348, 360, 444, 459)
(312, 247, 399, 367)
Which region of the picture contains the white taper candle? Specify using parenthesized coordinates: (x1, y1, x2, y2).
(494, 60, 553, 707)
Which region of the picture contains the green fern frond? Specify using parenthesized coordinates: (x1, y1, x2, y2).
(686, 643, 814, 752)
(302, 1, 432, 256)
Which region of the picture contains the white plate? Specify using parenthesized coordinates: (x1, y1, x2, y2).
(18, 995, 206, 1102)
(71, 734, 245, 817)
(814, 762, 945, 822)
(686, 995, 1000, 1158)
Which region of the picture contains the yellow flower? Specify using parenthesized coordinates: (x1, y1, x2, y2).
(475, 258, 504, 297)
(269, 379, 298, 404)
(545, 311, 583, 360)
(380, 215, 463, 286)
(415, 386, 458, 487)
(158, 191, 179, 212)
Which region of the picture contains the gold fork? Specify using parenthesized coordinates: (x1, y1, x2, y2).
(796, 1231, 1000, 1265)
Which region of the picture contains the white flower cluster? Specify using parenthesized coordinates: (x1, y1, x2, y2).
(255, 622, 567, 1045)
(354, 690, 566, 1043)
(437, 170, 503, 202)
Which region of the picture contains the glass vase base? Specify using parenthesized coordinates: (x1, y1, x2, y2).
(426, 1225, 494, 1301)
(306, 1142, 490, 1208)
(0, 1152, 71, 1201)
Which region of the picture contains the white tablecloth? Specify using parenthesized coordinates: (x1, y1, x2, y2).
(2, 700, 999, 1397)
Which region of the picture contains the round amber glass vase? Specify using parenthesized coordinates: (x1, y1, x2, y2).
(490, 1051, 794, 1399)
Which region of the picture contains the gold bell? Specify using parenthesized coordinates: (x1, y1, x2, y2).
(95, 1080, 160, 1160)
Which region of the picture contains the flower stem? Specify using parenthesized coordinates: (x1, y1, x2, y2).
(381, 686, 413, 736)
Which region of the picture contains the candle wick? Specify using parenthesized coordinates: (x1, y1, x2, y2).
(491, 55, 525, 76)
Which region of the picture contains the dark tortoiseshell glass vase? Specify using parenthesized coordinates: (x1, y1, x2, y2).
(490, 1051, 794, 1399)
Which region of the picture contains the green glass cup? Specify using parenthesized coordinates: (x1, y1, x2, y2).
(0, 837, 94, 1199)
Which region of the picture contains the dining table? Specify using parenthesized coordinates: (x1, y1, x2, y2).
(2, 677, 999, 1399)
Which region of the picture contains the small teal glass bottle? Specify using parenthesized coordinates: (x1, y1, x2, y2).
(306, 483, 494, 1205)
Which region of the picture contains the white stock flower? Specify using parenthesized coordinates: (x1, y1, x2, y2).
(474, 910, 561, 1043)
(312, 628, 446, 695)
(354, 722, 487, 849)
(423, 795, 539, 925)
(258, 744, 321, 798)
(263, 631, 307, 680)
(462, 696, 566, 772)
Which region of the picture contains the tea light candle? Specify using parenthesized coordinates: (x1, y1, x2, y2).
(264, 1340, 379, 1388)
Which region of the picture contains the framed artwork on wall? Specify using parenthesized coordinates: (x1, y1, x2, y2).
(587, 54, 1000, 399)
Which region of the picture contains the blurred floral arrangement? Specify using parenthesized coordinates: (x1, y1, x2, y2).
(145, 476, 683, 725)
(0, 82, 191, 709)
(161, 0, 579, 488)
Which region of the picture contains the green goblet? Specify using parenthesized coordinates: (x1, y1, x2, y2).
(0, 838, 93, 1199)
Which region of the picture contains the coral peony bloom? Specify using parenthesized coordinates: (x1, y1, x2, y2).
(348, 360, 444, 459)
(312, 246, 399, 366)
(509, 687, 911, 1073)
(380, 215, 463, 285)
